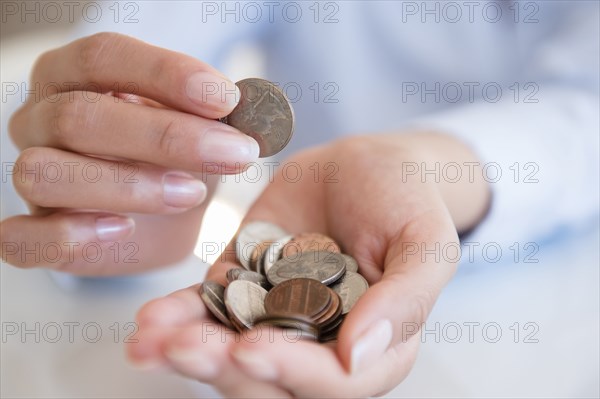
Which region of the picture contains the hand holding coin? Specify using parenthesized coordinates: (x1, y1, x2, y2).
(222, 78, 295, 158)
(127, 132, 491, 397)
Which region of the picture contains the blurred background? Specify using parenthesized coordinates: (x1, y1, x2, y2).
(1, 1, 599, 398)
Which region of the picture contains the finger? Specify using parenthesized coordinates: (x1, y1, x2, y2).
(136, 284, 207, 329)
(229, 326, 420, 398)
(12, 147, 206, 213)
(31, 32, 239, 118)
(162, 323, 292, 398)
(0, 212, 134, 269)
(337, 208, 460, 374)
(131, 284, 291, 397)
(129, 284, 208, 367)
(10, 92, 259, 170)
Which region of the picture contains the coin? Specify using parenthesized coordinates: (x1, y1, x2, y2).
(267, 251, 347, 286)
(226, 268, 244, 283)
(221, 78, 295, 158)
(331, 271, 369, 314)
(224, 280, 268, 331)
(199, 281, 235, 330)
(262, 235, 293, 274)
(236, 221, 288, 270)
(255, 315, 319, 341)
(282, 233, 341, 259)
(341, 254, 359, 273)
(264, 278, 332, 319)
(249, 240, 276, 273)
(314, 288, 342, 327)
(237, 270, 271, 290)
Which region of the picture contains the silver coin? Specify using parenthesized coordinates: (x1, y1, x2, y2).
(331, 271, 369, 314)
(224, 280, 268, 331)
(262, 235, 293, 274)
(221, 78, 295, 158)
(235, 221, 288, 270)
(342, 254, 359, 273)
(226, 268, 244, 283)
(237, 270, 271, 290)
(199, 281, 235, 329)
(267, 251, 347, 286)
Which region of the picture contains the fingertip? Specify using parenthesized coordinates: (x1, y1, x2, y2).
(136, 296, 190, 327)
(125, 325, 176, 370)
(186, 72, 240, 116)
(199, 126, 260, 168)
(162, 173, 207, 209)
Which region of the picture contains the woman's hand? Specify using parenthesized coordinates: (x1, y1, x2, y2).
(128, 132, 490, 397)
(1, 32, 260, 275)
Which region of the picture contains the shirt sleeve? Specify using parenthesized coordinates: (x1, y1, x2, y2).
(407, 3, 600, 259)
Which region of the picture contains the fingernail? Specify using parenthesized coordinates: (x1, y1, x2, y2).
(95, 216, 135, 242)
(200, 127, 260, 164)
(351, 319, 393, 374)
(186, 71, 240, 111)
(165, 348, 218, 379)
(231, 348, 278, 381)
(163, 173, 207, 208)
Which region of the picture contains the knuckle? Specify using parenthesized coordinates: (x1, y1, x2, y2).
(119, 177, 145, 206)
(78, 32, 121, 78)
(13, 147, 53, 205)
(156, 118, 184, 159)
(408, 289, 435, 326)
(30, 49, 55, 84)
(8, 105, 29, 149)
(52, 217, 76, 243)
(51, 94, 88, 143)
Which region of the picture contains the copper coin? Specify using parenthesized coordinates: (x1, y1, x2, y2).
(315, 289, 342, 327)
(221, 78, 295, 158)
(264, 278, 331, 319)
(255, 314, 319, 335)
(282, 233, 341, 259)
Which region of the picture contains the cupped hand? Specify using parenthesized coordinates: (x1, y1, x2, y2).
(1, 32, 259, 275)
(128, 133, 490, 397)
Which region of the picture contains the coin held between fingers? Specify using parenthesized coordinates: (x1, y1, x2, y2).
(221, 78, 295, 158)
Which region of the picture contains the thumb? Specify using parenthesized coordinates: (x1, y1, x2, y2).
(337, 211, 460, 374)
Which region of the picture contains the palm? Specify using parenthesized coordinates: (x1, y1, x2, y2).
(129, 136, 460, 398)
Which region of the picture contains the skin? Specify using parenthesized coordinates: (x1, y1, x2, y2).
(1, 33, 491, 397)
(1, 32, 257, 275)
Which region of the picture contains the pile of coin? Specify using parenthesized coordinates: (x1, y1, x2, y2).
(221, 78, 294, 158)
(199, 221, 369, 342)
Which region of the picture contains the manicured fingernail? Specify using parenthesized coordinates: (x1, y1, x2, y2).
(351, 319, 393, 374)
(200, 127, 260, 164)
(165, 348, 218, 379)
(231, 348, 278, 381)
(163, 173, 207, 208)
(186, 71, 240, 111)
(95, 216, 135, 242)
